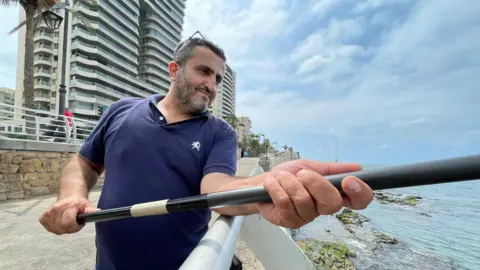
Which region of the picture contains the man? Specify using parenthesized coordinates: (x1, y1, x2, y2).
(39, 37, 374, 269)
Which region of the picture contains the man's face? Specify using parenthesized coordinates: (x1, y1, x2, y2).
(172, 46, 225, 115)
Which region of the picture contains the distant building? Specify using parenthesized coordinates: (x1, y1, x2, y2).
(209, 63, 236, 118)
(0, 87, 15, 118)
(236, 116, 251, 144)
(15, 0, 186, 120)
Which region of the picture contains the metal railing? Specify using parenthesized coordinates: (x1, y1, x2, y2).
(0, 102, 97, 144)
(179, 160, 316, 270)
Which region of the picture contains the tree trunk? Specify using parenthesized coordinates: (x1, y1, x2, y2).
(22, 3, 37, 136)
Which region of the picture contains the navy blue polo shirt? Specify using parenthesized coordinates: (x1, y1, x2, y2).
(79, 94, 238, 270)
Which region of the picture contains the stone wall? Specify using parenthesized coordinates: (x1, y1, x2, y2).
(0, 140, 104, 201)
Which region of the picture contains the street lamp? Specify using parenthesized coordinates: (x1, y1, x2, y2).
(43, 1, 70, 116)
(42, 10, 63, 30)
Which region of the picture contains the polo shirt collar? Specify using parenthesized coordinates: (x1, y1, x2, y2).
(148, 94, 211, 119)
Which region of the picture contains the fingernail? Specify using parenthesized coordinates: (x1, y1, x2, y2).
(347, 177, 361, 192)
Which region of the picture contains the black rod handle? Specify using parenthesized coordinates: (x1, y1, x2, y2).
(77, 154, 480, 224)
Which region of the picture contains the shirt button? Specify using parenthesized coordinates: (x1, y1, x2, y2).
(159, 116, 164, 120)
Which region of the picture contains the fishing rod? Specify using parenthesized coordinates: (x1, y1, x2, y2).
(76, 154, 480, 224)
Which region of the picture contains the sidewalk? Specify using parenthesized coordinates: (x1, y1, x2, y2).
(0, 190, 101, 270)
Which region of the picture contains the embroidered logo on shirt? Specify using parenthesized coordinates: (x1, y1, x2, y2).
(191, 141, 201, 151)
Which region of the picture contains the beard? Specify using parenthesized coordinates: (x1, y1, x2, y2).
(174, 69, 212, 115)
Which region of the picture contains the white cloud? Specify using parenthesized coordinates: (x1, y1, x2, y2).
(182, 0, 291, 62)
(292, 18, 366, 75)
(390, 117, 427, 128)
(235, 0, 480, 144)
(353, 0, 412, 14)
(310, 0, 341, 16)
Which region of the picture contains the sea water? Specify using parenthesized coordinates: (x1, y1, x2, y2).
(298, 165, 480, 270)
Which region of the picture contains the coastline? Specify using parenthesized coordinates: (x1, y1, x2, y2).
(292, 191, 465, 270)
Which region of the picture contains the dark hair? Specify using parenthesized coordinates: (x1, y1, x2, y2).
(173, 37, 226, 67)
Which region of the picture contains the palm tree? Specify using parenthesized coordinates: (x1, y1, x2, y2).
(1, 0, 57, 135)
(2, 0, 93, 136)
(223, 114, 238, 129)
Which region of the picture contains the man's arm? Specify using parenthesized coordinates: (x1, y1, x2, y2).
(58, 154, 104, 200)
(201, 172, 265, 216)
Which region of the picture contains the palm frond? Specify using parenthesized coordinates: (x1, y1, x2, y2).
(7, 10, 40, 35)
(0, 0, 20, 7)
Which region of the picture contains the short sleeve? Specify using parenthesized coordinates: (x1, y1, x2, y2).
(203, 122, 238, 177)
(78, 104, 117, 165)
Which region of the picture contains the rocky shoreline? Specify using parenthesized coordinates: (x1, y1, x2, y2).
(292, 191, 456, 270)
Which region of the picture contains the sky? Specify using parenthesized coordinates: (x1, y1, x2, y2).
(181, 0, 480, 165)
(0, 0, 479, 165)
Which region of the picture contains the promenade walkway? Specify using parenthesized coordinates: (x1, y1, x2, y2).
(0, 158, 263, 270)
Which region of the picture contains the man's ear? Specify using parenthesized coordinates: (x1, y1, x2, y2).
(168, 61, 180, 82)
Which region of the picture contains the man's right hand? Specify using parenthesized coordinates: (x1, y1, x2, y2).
(39, 196, 99, 235)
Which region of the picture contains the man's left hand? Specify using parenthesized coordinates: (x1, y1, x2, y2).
(256, 159, 374, 229)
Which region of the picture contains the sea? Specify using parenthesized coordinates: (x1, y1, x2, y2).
(295, 165, 480, 270)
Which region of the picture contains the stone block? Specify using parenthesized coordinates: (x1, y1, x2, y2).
(6, 181, 23, 192)
(0, 164, 19, 174)
(7, 191, 24, 200)
(12, 156, 23, 164)
(0, 182, 6, 193)
(7, 174, 23, 183)
(31, 187, 50, 196)
(1, 152, 14, 164)
(19, 151, 39, 159)
(18, 160, 36, 173)
(0, 193, 6, 201)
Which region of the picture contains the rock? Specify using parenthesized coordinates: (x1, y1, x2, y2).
(19, 151, 38, 159)
(1, 152, 14, 164)
(12, 156, 23, 164)
(6, 181, 23, 192)
(0, 164, 19, 174)
(31, 187, 50, 196)
(374, 191, 421, 206)
(7, 191, 24, 200)
(0, 182, 6, 193)
(7, 174, 23, 183)
(0, 193, 6, 201)
(335, 209, 370, 226)
(296, 238, 356, 270)
(373, 231, 399, 244)
(18, 160, 36, 173)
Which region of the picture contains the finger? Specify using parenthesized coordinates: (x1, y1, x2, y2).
(39, 210, 57, 234)
(263, 172, 295, 213)
(341, 176, 374, 210)
(61, 207, 84, 233)
(295, 159, 363, 176)
(52, 204, 69, 235)
(297, 169, 344, 215)
(259, 172, 303, 227)
(275, 170, 317, 223)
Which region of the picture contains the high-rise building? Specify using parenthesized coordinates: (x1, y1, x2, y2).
(209, 63, 236, 118)
(15, 0, 186, 120)
(0, 87, 15, 118)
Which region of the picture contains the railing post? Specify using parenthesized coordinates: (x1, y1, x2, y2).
(71, 118, 77, 143)
(35, 116, 40, 141)
(179, 215, 244, 270)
